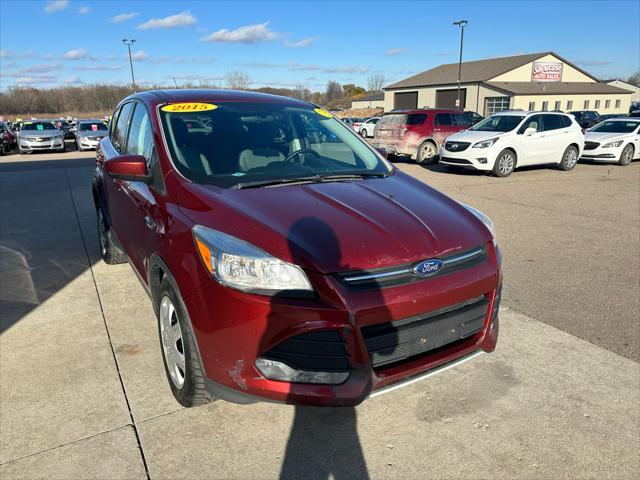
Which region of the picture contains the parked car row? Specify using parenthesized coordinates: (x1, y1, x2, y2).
(370, 108, 639, 177)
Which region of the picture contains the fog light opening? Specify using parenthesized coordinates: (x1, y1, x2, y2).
(255, 358, 349, 384)
(476, 158, 488, 164)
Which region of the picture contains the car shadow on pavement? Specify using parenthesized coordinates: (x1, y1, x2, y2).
(262, 217, 398, 480)
(0, 158, 97, 334)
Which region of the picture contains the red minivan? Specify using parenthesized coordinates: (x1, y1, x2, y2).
(372, 109, 474, 164)
(93, 90, 501, 407)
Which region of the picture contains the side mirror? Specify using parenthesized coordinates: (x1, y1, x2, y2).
(524, 127, 537, 136)
(104, 154, 151, 183)
(375, 147, 388, 159)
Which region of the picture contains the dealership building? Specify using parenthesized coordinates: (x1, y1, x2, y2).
(383, 52, 631, 115)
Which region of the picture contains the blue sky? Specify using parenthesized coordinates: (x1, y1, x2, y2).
(1, 0, 638, 91)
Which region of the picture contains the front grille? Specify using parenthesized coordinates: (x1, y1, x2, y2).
(337, 246, 487, 290)
(261, 331, 349, 372)
(440, 157, 472, 165)
(362, 296, 488, 369)
(445, 141, 471, 152)
(584, 141, 600, 150)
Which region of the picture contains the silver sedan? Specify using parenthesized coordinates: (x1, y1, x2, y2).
(17, 121, 65, 153)
(75, 119, 109, 151)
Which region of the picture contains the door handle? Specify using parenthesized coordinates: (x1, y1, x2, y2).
(144, 214, 156, 230)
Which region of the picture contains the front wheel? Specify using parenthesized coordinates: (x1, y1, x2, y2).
(416, 141, 438, 165)
(360, 129, 368, 138)
(559, 145, 578, 171)
(492, 149, 516, 177)
(618, 144, 634, 166)
(157, 278, 214, 407)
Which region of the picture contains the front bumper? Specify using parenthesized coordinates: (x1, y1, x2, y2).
(77, 136, 103, 149)
(184, 243, 502, 406)
(18, 138, 64, 151)
(439, 146, 498, 171)
(580, 146, 622, 162)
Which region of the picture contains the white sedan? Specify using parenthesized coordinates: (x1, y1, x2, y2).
(582, 118, 640, 166)
(358, 117, 380, 138)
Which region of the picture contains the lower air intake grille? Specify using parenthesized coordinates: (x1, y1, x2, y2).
(584, 141, 600, 150)
(261, 331, 349, 372)
(362, 297, 488, 369)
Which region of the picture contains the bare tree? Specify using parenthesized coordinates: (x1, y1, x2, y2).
(225, 70, 251, 90)
(367, 73, 385, 92)
(627, 71, 640, 86)
(293, 83, 312, 101)
(325, 81, 343, 102)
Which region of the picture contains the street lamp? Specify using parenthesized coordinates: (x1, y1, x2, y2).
(122, 39, 136, 91)
(453, 20, 468, 111)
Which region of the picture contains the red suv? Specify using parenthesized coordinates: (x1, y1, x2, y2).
(372, 109, 474, 164)
(93, 90, 501, 407)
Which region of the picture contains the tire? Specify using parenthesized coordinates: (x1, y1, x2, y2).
(97, 207, 128, 265)
(157, 278, 214, 407)
(76, 140, 82, 151)
(618, 144, 634, 166)
(360, 129, 368, 138)
(492, 149, 516, 177)
(416, 141, 438, 165)
(559, 145, 578, 171)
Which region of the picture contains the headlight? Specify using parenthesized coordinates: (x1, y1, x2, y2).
(472, 137, 498, 148)
(192, 225, 313, 294)
(602, 140, 623, 148)
(462, 203, 496, 241)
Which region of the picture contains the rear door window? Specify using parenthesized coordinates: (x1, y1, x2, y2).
(112, 102, 133, 152)
(453, 113, 473, 127)
(435, 113, 453, 126)
(542, 114, 565, 131)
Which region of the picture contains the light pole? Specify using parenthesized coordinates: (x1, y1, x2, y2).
(453, 20, 468, 111)
(122, 39, 136, 91)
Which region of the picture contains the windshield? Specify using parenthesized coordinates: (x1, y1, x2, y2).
(160, 102, 391, 188)
(471, 115, 524, 132)
(79, 122, 108, 131)
(590, 120, 640, 133)
(21, 122, 57, 131)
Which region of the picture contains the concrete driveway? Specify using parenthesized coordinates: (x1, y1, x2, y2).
(0, 151, 638, 479)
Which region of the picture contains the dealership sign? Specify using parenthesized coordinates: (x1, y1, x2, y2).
(531, 62, 563, 82)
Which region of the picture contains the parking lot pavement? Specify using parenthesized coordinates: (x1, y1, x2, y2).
(0, 151, 638, 479)
(395, 161, 640, 362)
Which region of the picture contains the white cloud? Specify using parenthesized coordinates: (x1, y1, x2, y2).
(131, 50, 148, 61)
(385, 48, 408, 56)
(138, 11, 196, 30)
(111, 12, 139, 23)
(201, 22, 278, 44)
(44, 0, 69, 13)
(64, 76, 83, 84)
(20, 63, 60, 73)
(62, 48, 88, 60)
(78, 6, 91, 14)
(76, 64, 124, 71)
(284, 37, 318, 48)
(0, 49, 9, 58)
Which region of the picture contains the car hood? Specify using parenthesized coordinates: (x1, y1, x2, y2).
(446, 130, 504, 143)
(177, 171, 491, 273)
(18, 130, 61, 138)
(584, 132, 629, 143)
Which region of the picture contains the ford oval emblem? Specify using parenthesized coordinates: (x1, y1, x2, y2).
(412, 259, 444, 277)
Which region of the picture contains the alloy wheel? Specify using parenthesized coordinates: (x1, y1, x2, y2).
(159, 295, 186, 389)
(565, 148, 578, 169)
(420, 143, 436, 161)
(498, 153, 514, 175)
(622, 145, 633, 164)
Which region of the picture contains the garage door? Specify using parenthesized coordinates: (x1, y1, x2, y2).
(394, 91, 418, 110)
(436, 89, 466, 110)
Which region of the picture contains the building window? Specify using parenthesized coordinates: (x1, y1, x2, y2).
(595, 100, 601, 109)
(584, 100, 590, 109)
(555, 101, 561, 111)
(567, 100, 573, 110)
(528, 101, 535, 111)
(615, 99, 621, 108)
(485, 97, 510, 116)
(542, 101, 548, 111)
(605, 100, 611, 109)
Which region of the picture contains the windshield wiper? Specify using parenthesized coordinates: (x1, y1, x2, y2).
(232, 172, 390, 190)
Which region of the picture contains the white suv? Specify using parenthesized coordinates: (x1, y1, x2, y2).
(440, 111, 584, 177)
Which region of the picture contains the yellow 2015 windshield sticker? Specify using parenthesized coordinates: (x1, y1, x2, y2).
(161, 103, 217, 113)
(314, 108, 332, 118)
